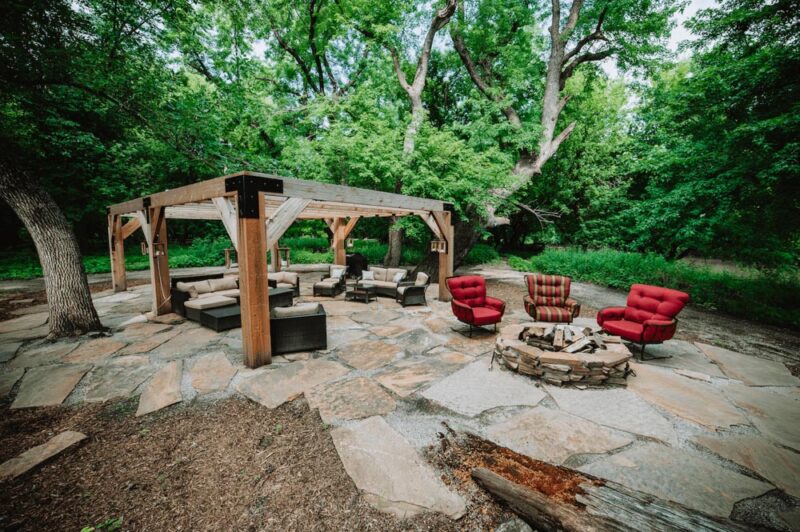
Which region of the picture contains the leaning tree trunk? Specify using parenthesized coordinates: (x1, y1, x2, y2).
(413, 212, 482, 278)
(0, 161, 104, 338)
(383, 216, 404, 266)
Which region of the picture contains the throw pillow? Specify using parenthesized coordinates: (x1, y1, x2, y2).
(361, 270, 374, 281)
(331, 268, 344, 279)
(392, 271, 405, 283)
(415, 272, 429, 286)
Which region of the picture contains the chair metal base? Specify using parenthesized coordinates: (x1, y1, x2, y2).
(451, 322, 498, 338)
(637, 342, 672, 361)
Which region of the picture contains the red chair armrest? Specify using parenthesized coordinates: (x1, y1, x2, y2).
(484, 296, 506, 315)
(597, 306, 626, 326)
(642, 319, 677, 343)
(451, 299, 474, 323)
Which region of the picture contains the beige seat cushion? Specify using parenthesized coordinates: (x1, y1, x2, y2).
(272, 271, 298, 284)
(272, 303, 321, 318)
(209, 277, 238, 292)
(397, 286, 408, 295)
(370, 267, 387, 282)
(276, 282, 294, 289)
(184, 295, 237, 310)
(216, 289, 240, 298)
(320, 277, 341, 283)
(176, 280, 214, 297)
(387, 268, 407, 283)
(315, 280, 338, 287)
(368, 280, 395, 289)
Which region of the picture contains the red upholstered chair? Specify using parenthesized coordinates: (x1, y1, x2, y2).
(445, 275, 506, 337)
(523, 273, 581, 323)
(597, 284, 690, 360)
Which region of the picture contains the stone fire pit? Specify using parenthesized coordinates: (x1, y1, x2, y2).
(494, 322, 632, 387)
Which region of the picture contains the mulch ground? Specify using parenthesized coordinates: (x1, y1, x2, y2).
(0, 397, 510, 531)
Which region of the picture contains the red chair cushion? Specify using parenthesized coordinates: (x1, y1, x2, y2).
(471, 306, 503, 326)
(623, 284, 690, 324)
(446, 275, 486, 308)
(601, 319, 644, 341)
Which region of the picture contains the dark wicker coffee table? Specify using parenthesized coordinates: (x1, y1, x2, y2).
(346, 283, 376, 303)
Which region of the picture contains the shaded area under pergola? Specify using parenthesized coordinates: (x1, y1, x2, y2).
(107, 171, 454, 367)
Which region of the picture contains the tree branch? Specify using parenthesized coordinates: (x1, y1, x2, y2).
(563, 6, 608, 65)
(411, 0, 457, 92)
(270, 19, 319, 94)
(390, 47, 411, 92)
(561, 0, 585, 38)
(560, 48, 613, 87)
(308, 0, 326, 93)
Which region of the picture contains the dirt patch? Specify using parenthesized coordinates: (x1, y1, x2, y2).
(0, 279, 150, 321)
(427, 426, 598, 507)
(0, 398, 508, 531)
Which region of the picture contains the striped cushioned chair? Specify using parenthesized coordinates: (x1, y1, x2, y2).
(523, 273, 581, 323)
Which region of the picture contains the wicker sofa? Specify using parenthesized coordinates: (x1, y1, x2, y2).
(270, 303, 327, 354)
(360, 266, 408, 297)
(268, 271, 300, 297)
(171, 274, 236, 317)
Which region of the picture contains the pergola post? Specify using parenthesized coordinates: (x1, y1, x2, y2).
(271, 243, 281, 272)
(332, 217, 346, 266)
(107, 214, 127, 292)
(435, 210, 454, 301)
(147, 205, 171, 314)
(237, 192, 272, 367)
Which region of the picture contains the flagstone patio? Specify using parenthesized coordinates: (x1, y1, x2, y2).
(1, 267, 799, 524)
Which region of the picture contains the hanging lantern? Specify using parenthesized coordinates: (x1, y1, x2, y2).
(430, 239, 447, 253)
(346, 238, 354, 248)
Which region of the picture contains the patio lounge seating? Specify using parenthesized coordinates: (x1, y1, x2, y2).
(268, 271, 300, 297)
(360, 266, 408, 297)
(171, 274, 237, 317)
(395, 272, 430, 307)
(597, 283, 690, 360)
(313, 265, 347, 296)
(445, 275, 506, 337)
(270, 303, 327, 354)
(523, 273, 581, 323)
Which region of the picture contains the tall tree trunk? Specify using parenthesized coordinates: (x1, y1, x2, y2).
(413, 208, 481, 278)
(383, 216, 404, 266)
(0, 161, 104, 338)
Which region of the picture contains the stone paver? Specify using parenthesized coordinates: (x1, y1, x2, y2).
(326, 328, 371, 350)
(638, 340, 727, 378)
(0, 431, 87, 481)
(11, 364, 90, 408)
(422, 360, 546, 417)
(331, 416, 465, 519)
(336, 338, 402, 370)
(375, 351, 472, 397)
(0, 312, 48, 334)
(136, 361, 183, 416)
(370, 324, 409, 338)
(0, 341, 22, 363)
(692, 433, 800, 498)
(150, 327, 220, 359)
(545, 386, 677, 444)
(119, 328, 181, 355)
(0, 369, 25, 397)
(779, 508, 800, 532)
(486, 407, 633, 464)
(306, 377, 396, 423)
(237, 359, 349, 409)
(579, 442, 772, 518)
(8, 342, 79, 368)
(423, 317, 451, 335)
(350, 308, 403, 325)
(696, 342, 800, 387)
(84, 363, 155, 403)
(326, 315, 363, 330)
(189, 352, 237, 394)
(119, 321, 172, 339)
(62, 338, 126, 364)
(722, 384, 800, 451)
(442, 332, 497, 357)
(394, 329, 446, 356)
(627, 363, 748, 429)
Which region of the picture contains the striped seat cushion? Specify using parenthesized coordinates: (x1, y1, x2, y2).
(532, 305, 573, 323)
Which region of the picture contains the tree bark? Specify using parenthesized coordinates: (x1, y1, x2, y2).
(413, 210, 481, 277)
(383, 216, 404, 267)
(0, 160, 104, 338)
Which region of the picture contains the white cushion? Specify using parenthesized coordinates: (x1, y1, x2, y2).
(276, 282, 294, 289)
(316, 280, 338, 287)
(397, 286, 408, 295)
(361, 270, 375, 281)
(209, 277, 238, 292)
(272, 271, 298, 284)
(371, 267, 387, 281)
(415, 272, 429, 286)
(392, 271, 405, 283)
(387, 268, 407, 283)
(184, 295, 236, 310)
(320, 277, 339, 283)
(216, 289, 240, 298)
(272, 303, 321, 318)
(330, 266, 345, 279)
(369, 280, 395, 289)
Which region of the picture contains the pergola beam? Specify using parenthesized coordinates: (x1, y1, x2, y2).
(212, 197, 238, 251)
(266, 198, 311, 249)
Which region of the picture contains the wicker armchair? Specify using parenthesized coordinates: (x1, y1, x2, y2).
(395, 272, 430, 307)
(270, 303, 327, 354)
(313, 265, 347, 296)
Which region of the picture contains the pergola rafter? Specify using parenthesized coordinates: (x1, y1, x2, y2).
(107, 171, 455, 368)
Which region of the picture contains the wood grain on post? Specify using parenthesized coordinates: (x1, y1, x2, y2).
(238, 193, 271, 368)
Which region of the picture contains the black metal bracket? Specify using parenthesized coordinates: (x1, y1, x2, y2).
(225, 174, 284, 218)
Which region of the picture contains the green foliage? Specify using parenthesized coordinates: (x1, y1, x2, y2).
(81, 516, 122, 532)
(508, 249, 800, 329)
(462, 243, 501, 266)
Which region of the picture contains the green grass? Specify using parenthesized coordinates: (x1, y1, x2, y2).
(508, 248, 800, 329)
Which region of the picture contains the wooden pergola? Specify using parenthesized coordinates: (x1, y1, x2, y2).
(107, 171, 454, 367)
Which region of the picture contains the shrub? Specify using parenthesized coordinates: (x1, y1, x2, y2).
(463, 243, 500, 266)
(508, 248, 800, 329)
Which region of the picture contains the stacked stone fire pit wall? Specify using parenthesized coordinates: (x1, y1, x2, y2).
(494, 324, 632, 387)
